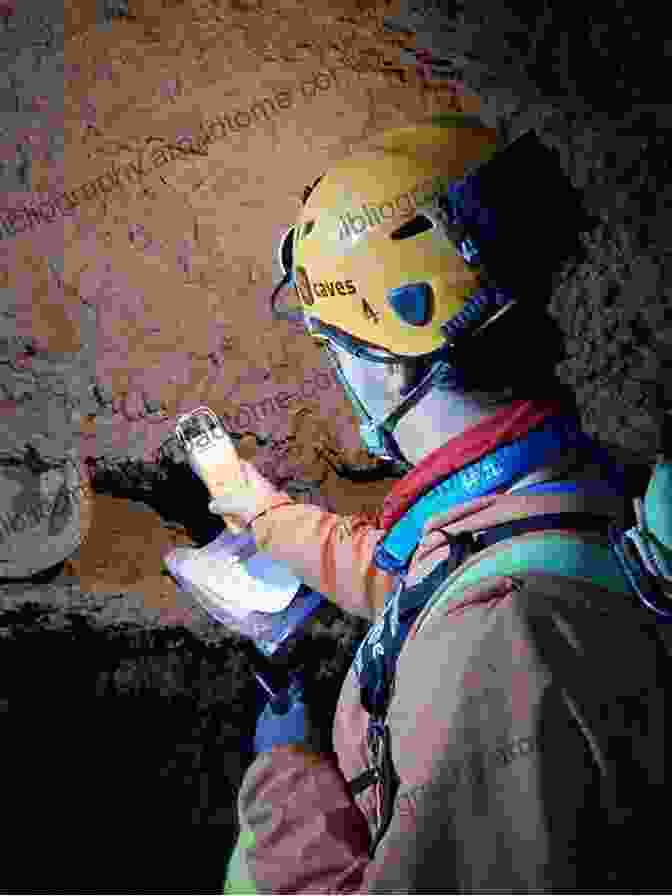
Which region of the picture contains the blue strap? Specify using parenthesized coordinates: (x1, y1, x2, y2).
(374, 414, 596, 574)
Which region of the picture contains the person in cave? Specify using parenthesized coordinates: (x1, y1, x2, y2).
(210, 115, 672, 893)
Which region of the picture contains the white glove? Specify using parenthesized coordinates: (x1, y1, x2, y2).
(208, 460, 291, 529)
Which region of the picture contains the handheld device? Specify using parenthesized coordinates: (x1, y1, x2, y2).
(176, 405, 248, 533)
(169, 404, 327, 674)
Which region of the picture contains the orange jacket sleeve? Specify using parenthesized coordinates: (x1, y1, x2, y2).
(250, 492, 395, 622)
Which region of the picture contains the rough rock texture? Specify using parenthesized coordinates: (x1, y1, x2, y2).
(392, 0, 672, 458)
(3, 0, 672, 890)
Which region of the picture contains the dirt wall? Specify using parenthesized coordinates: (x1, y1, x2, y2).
(2, 1, 671, 890)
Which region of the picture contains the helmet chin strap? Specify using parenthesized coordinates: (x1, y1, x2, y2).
(333, 291, 522, 469)
(331, 352, 461, 472)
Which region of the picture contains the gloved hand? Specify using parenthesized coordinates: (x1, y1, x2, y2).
(253, 675, 314, 754)
(208, 459, 292, 530)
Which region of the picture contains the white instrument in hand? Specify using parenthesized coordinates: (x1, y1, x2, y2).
(168, 406, 303, 635)
(165, 529, 302, 618)
(175, 405, 248, 533)
(168, 406, 322, 652)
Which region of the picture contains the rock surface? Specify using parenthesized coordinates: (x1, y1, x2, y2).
(2, 0, 671, 889)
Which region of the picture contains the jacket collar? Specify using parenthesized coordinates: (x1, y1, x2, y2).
(379, 398, 569, 531)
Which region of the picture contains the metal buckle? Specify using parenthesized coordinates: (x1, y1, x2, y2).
(608, 523, 672, 620)
(434, 192, 482, 267)
(367, 719, 385, 834)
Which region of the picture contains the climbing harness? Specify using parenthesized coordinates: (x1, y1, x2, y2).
(347, 455, 672, 857)
(348, 506, 619, 856)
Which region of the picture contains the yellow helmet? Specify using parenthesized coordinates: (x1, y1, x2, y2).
(277, 114, 501, 359)
(270, 119, 584, 469)
(268, 115, 518, 468)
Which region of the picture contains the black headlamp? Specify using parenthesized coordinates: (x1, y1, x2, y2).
(436, 130, 590, 301)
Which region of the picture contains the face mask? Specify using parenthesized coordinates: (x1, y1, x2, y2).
(327, 343, 403, 424)
(320, 341, 458, 470)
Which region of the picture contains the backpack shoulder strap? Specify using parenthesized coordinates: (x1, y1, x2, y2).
(415, 460, 672, 644)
